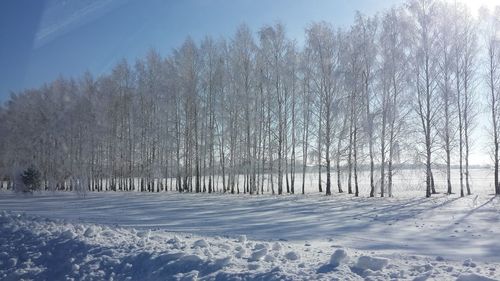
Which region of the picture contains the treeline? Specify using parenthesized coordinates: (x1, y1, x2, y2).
(1, 0, 500, 197)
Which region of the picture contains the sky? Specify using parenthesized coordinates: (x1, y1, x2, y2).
(1, 0, 496, 102)
(0, 0, 408, 103)
(0, 0, 497, 164)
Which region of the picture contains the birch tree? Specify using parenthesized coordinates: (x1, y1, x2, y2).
(409, 0, 440, 197)
(306, 22, 342, 195)
(483, 6, 500, 195)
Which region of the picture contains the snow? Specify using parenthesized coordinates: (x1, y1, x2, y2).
(464, 259, 478, 268)
(193, 239, 209, 248)
(0, 188, 499, 262)
(284, 251, 300, 261)
(0, 184, 500, 280)
(354, 255, 390, 271)
(329, 248, 349, 267)
(1, 209, 499, 280)
(238, 234, 247, 243)
(249, 247, 267, 261)
(456, 273, 498, 281)
(0, 212, 500, 280)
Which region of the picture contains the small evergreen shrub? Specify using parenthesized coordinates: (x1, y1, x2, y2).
(21, 166, 41, 192)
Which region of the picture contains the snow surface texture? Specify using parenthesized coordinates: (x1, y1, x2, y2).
(1, 211, 499, 281)
(0, 189, 499, 262)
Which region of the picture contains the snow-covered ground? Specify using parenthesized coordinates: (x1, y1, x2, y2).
(1, 187, 500, 280)
(1, 209, 499, 281)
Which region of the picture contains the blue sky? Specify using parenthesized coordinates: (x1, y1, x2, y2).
(0, 0, 403, 103)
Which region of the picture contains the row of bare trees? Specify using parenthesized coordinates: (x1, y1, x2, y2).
(1, 0, 499, 197)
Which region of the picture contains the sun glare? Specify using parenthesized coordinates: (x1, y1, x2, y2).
(454, 0, 499, 15)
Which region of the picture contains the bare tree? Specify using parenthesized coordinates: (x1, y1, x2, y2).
(409, 0, 440, 197)
(482, 6, 500, 195)
(306, 22, 343, 195)
(436, 2, 456, 195)
(379, 7, 411, 197)
(352, 13, 379, 197)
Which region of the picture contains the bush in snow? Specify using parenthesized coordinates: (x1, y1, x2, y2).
(20, 166, 42, 192)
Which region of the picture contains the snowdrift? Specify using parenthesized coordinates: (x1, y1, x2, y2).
(1, 211, 499, 281)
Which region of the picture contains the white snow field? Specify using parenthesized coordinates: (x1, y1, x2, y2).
(1, 170, 500, 280)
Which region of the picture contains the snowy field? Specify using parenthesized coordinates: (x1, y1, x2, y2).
(1, 169, 500, 280)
